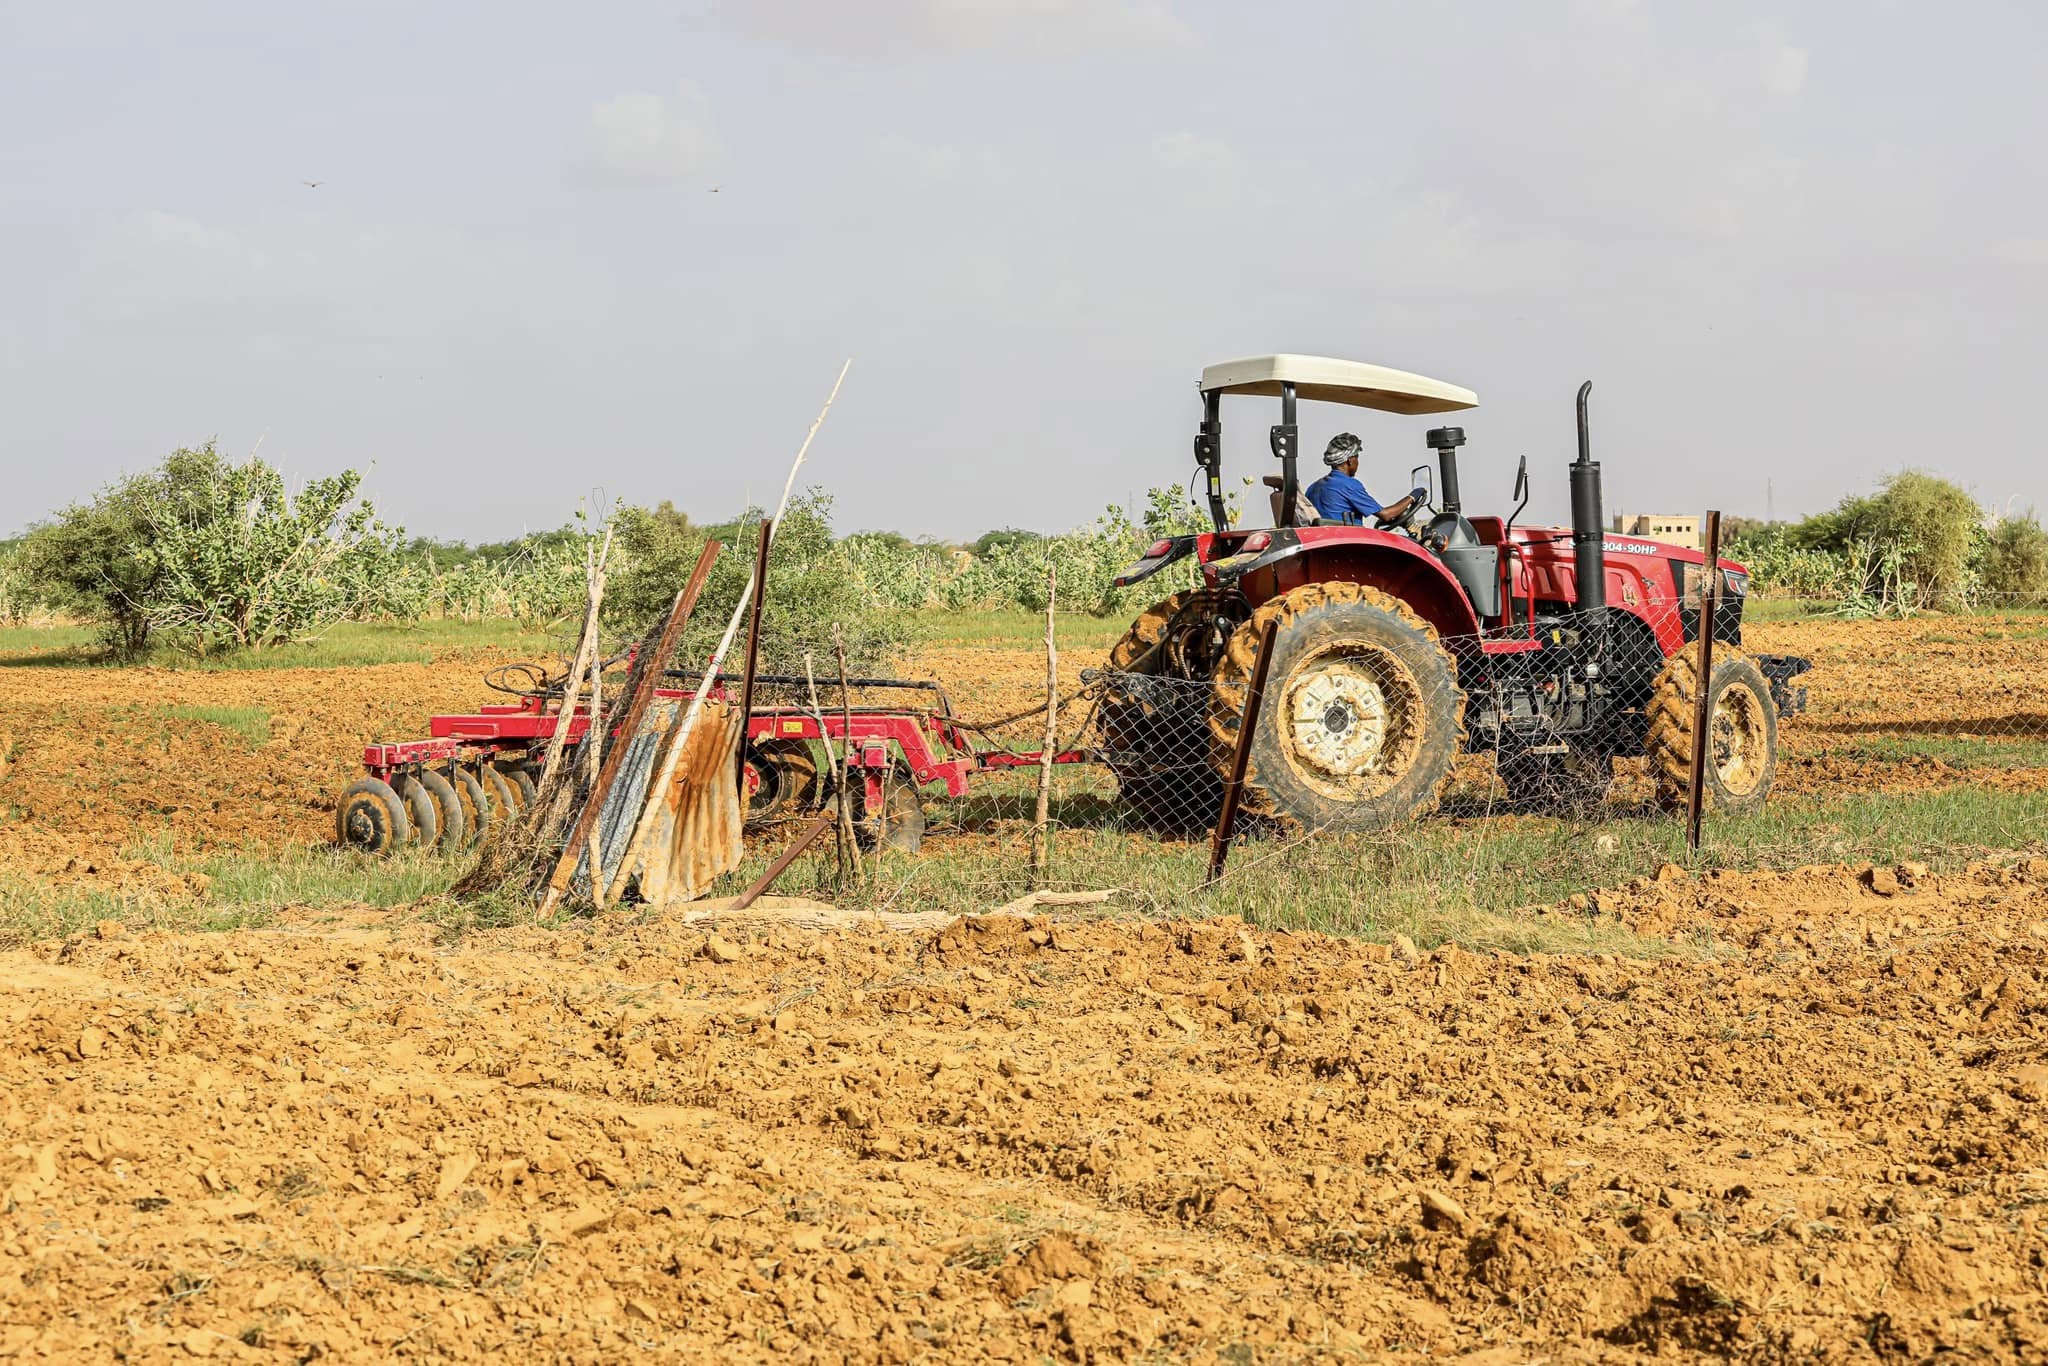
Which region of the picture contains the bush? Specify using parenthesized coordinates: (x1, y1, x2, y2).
(606, 489, 908, 676)
(1767, 470, 1982, 611)
(1979, 512, 2048, 602)
(19, 444, 407, 655)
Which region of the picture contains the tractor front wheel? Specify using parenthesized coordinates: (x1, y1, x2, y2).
(1207, 583, 1464, 834)
(1644, 648, 1778, 813)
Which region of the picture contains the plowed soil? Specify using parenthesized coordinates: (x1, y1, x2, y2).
(4, 613, 2047, 898)
(8, 859, 2048, 1361)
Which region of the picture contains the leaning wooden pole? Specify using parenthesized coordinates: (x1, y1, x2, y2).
(730, 813, 832, 912)
(1685, 510, 1723, 854)
(833, 627, 865, 891)
(735, 518, 774, 781)
(1028, 562, 1058, 889)
(1207, 618, 1280, 884)
(606, 358, 851, 903)
(537, 540, 720, 914)
(533, 526, 614, 794)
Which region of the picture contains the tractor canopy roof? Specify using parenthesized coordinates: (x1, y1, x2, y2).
(1200, 354, 1478, 416)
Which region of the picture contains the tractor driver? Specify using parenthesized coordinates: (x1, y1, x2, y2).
(1304, 433, 1424, 527)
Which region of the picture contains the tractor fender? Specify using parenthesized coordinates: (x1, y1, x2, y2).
(1203, 527, 1483, 643)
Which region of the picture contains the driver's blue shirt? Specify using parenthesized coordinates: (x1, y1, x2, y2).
(1303, 470, 1383, 525)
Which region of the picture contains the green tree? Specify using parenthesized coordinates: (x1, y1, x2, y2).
(19, 444, 407, 654)
(19, 446, 226, 652)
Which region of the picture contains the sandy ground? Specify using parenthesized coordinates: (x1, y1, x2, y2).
(7, 859, 2048, 1361)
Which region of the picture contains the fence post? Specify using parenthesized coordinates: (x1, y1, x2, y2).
(1208, 618, 1280, 883)
(1686, 510, 1723, 853)
(1029, 561, 1058, 889)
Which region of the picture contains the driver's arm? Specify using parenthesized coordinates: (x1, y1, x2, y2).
(1374, 490, 1421, 524)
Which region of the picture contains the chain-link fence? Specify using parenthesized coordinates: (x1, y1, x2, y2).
(722, 594, 2048, 924)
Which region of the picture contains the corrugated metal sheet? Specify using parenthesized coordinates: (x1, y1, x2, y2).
(571, 699, 743, 904)
(634, 700, 744, 905)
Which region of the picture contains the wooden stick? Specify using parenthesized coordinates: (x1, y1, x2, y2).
(538, 540, 720, 914)
(534, 526, 613, 791)
(735, 518, 773, 786)
(730, 814, 832, 911)
(834, 626, 865, 890)
(1208, 617, 1279, 883)
(607, 358, 851, 902)
(1028, 561, 1058, 889)
(582, 541, 605, 794)
(804, 650, 855, 889)
(1686, 510, 1723, 854)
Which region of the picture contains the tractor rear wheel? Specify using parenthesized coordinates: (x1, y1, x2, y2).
(336, 778, 412, 855)
(1644, 648, 1778, 813)
(1100, 590, 1243, 829)
(1495, 743, 1614, 815)
(1208, 583, 1464, 833)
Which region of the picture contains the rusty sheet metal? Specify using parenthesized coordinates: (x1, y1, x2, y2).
(633, 699, 744, 905)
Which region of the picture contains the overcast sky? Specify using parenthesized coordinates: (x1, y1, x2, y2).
(4, 1, 2043, 541)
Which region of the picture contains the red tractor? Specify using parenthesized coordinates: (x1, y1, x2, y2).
(1101, 355, 1809, 832)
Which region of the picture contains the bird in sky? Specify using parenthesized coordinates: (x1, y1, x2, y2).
(708, 185, 721, 193)
(303, 180, 323, 188)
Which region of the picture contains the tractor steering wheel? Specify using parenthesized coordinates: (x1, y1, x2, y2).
(1374, 495, 1431, 540)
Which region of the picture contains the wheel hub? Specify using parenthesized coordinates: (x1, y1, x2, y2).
(1712, 684, 1766, 795)
(1286, 666, 1391, 778)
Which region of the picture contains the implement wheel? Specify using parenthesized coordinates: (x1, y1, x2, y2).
(1208, 583, 1463, 834)
(410, 769, 468, 854)
(745, 739, 825, 826)
(337, 778, 412, 855)
(1100, 589, 1244, 829)
(505, 765, 539, 808)
(856, 779, 925, 855)
(452, 767, 493, 848)
(481, 764, 519, 819)
(1644, 648, 1778, 814)
(394, 774, 440, 848)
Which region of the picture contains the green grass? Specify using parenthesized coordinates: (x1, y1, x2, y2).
(0, 837, 467, 947)
(721, 783, 2048, 958)
(0, 619, 563, 670)
(7, 784, 2044, 955)
(159, 704, 272, 746)
(904, 610, 1128, 653)
(1826, 735, 2048, 769)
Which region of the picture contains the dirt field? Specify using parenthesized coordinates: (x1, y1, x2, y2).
(3, 612, 2045, 900)
(8, 858, 2048, 1361)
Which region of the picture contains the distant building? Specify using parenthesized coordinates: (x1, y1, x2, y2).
(1613, 513, 1702, 551)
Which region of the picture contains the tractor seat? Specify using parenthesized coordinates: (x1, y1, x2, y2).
(1261, 475, 1321, 528)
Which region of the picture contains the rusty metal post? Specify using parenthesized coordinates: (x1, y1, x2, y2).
(1207, 618, 1280, 884)
(539, 540, 721, 913)
(736, 519, 773, 767)
(730, 813, 833, 911)
(1685, 510, 1723, 853)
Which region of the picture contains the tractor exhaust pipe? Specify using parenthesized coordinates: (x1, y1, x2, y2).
(1569, 380, 1607, 676)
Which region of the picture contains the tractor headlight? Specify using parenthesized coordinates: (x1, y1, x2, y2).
(1722, 568, 1749, 598)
